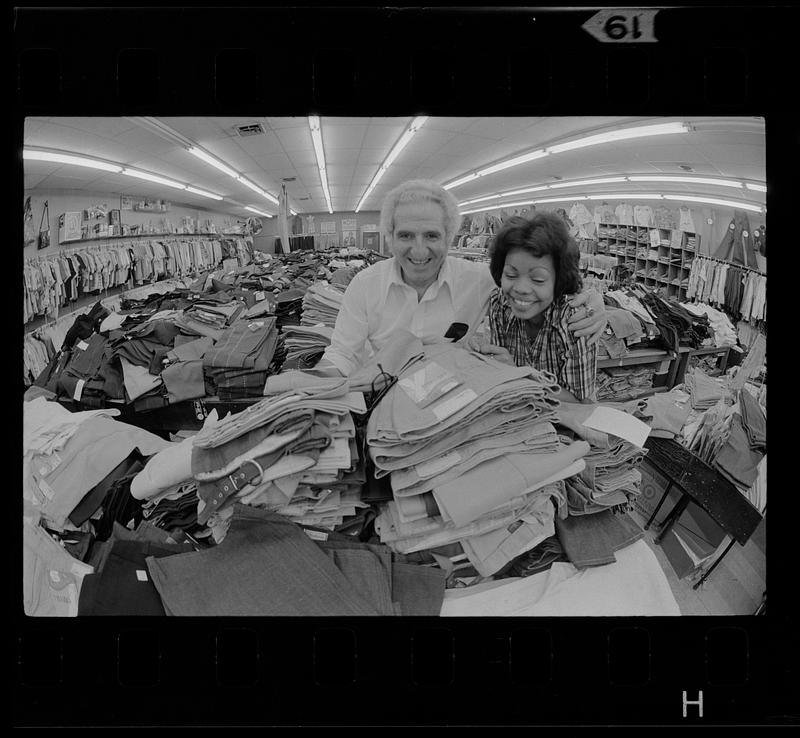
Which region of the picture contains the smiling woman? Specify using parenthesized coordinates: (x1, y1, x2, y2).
(473, 212, 598, 403)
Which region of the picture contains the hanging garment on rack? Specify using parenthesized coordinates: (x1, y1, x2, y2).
(714, 209, 758, 267)
(633, 205, 654, 227)
(614, 203, 634, 226)
(678, 207, 696, 233)
(653, 206, 677, 230)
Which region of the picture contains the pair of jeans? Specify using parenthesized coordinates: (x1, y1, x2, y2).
(78, 539, 189, 616)
(146, 506, 383, 615)
(738, 390, 766, 450)
(554, 510, 644, 569)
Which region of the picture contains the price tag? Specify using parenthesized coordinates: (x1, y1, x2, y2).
(582, 9, 659, 43)
(136, 570, 148, 582)
(76, 340, 89, 351)
(255, 291, 266, 302)
(73, 379, 85, 402)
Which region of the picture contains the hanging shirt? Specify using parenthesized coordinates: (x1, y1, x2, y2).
(633, 205, 654, 227)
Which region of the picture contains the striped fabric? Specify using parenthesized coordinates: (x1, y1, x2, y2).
(487, 288, 597, 402)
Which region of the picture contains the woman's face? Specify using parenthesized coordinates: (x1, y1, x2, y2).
(388, 200, 449, 289)
(501, 247, 556, 320)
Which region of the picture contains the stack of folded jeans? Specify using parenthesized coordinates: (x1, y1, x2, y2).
(301, 282, 346, 328)
(685, 367, 730, 409)
(596, 366, 656, 400)
(189, 377, 367, 539)
(282, 324, 333, 369)
(55, 332, 126, 407)
(366, 341, 592, 578)
(274, 289, 305, 330)
(202, 316, 280, 400)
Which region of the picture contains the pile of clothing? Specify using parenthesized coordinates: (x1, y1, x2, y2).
(23, 389, 447, 617)
(680, 302, 738, 347)
(301, 282, 347, 328)
(365, 339, 591, 580)
(202, 316, 281, 400)
(685, 367, 729, 409)
(282, 324, 334, 370)
(596, 366, 656, 401)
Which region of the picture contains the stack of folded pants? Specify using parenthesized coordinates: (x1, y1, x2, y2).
(202, 316, 280, 399)
(366, 340, 592, 578)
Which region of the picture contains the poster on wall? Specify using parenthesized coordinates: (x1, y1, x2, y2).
(120, 195, 133, 211)
(341, 218, 357, 231)
(342, 230, 357, 248)
(321, 221, 336, 234)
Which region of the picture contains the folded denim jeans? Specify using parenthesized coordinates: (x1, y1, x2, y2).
(554, 510, 644, 569)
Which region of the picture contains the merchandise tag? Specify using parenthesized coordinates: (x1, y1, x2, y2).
(398, 362, 461, 408)
(38, 478, 55, 500)
(255, 291, 266, 301)
(431, 388, 478, 422)
(49, 570, 61, 583)
(248, 321, 265, 331)
(76, 340, 89, 351)
(305, 529, 329, 541)
(136, 570, 148, 582)
(73, 379, 85, 402)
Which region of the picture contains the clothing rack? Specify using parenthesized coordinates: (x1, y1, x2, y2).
(694, 254, 765, 277)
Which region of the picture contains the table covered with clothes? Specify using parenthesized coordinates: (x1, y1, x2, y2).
(23, 330, 681, 617)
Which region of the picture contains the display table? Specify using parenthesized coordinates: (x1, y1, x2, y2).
(597, 348, 674, 372)
(669, 345, 732, 388)
(642, 436, 763, 588)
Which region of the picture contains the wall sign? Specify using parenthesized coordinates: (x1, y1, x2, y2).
(341, 218, 357, 230)
(581, 8, 659, 43)
(321, 221, 336, 234)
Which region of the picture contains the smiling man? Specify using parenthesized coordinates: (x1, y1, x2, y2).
(318, 180, 607, 377)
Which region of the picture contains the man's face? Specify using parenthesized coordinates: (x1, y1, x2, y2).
(388, 200, 449, 289)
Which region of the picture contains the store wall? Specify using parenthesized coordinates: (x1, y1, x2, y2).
(526, 200, 766, 263)
(254, 210, 383, 254)
(23, 189, 247, 260)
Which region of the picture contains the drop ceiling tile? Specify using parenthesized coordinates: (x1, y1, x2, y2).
(361, 124, 406, 150)
(234, 132, 285, 157)
(286, 149, 320, 168)
(276, 127, 314, 152)
(252, 152, 294, 171)
(463, 117, 538, 140)
(266, 117, 309, 130)
(324, 124, 368, 149)
(425, 117, 482, 133)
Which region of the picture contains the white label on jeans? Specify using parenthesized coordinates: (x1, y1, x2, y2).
(399, 362, 461, 407)
(76, 340, 89, 351)
(431, 388, 478, 422)
(136, 570, 148, 582)
(38, 479, 55, 500)
(305, 530, 329, 541)
(73, 379, 85, 402)
(255, 291, 266, 302)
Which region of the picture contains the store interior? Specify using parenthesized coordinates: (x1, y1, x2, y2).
(22, 115, 766, 617)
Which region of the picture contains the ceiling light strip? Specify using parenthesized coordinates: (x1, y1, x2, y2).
(245, 206, 273, 218)
(23, 148, 123, 173)
(355, 116, 429, 212)
(309, 115, 333, 214)
(443, 121, 691, 190)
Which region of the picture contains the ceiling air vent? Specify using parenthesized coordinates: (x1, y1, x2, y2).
(234, 123, 265, 137)
(282, 177, 296, 182)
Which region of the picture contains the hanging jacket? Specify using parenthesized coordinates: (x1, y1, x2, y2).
(714, 209, 758, 267)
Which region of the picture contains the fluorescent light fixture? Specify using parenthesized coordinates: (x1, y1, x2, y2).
(236, 177, 279, 205)
(188, 147, 240, 178)
(532, 196, 588, 204)
(354, 116, 429, 212)
(23, 149, 123, 173)
(547, 121, 690, 154)
(443, 173, 479, 190)
(503, 185, 551, 197)
(664, 195, 764, 213)
(245, 206, 273, 218)
(550, 177, 628, 189)
(309, 115, 333, 213)
(460, 194, 503, 206)
(476, 149, 549, 178)
(122, 168, 187, 189)
(587, 193, 664, 200)
(628, 175, 743, 188)
(745, 182, 767, 192)
(185, 186, 223, 200)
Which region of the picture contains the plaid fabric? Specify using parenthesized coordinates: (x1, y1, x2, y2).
(487, 288, 597, 402)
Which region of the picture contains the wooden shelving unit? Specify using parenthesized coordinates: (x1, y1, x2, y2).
(595, 223, 700, 301)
